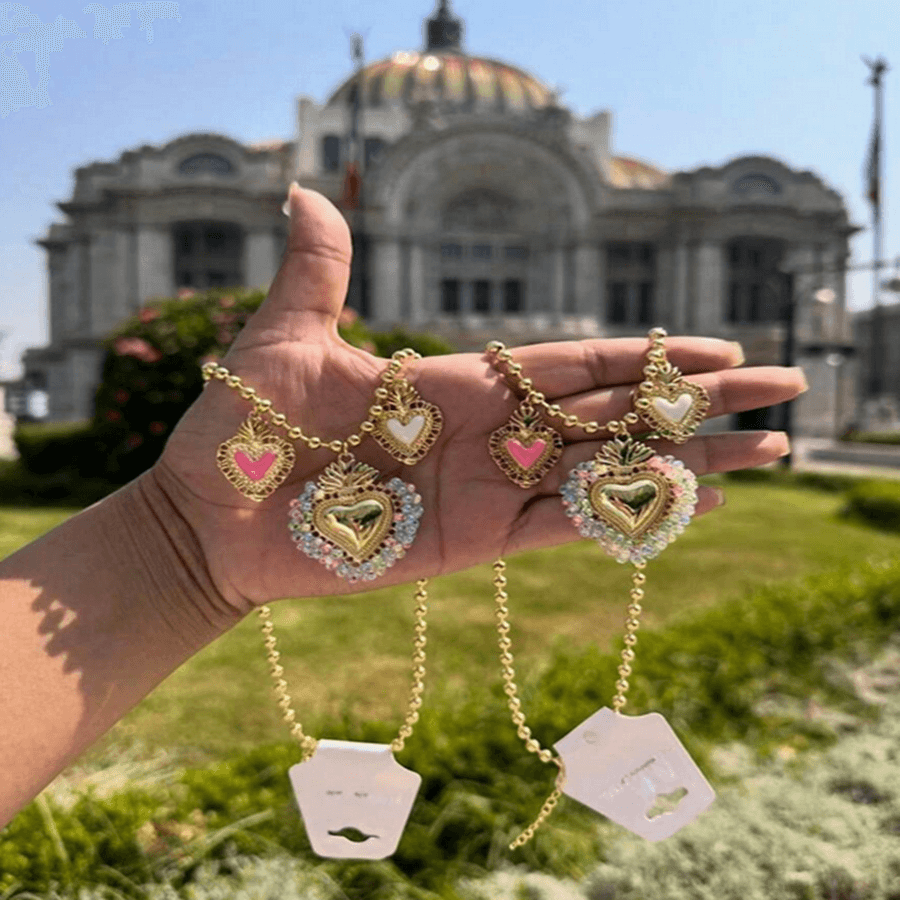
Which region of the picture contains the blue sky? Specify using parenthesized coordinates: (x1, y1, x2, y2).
(2, 0, 899, 378)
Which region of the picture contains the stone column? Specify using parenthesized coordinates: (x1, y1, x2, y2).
(372, 237, 403, 323)
(573, 243, 600, 316)
(408, 243, 426, 324)
(77, 238, 91, 335)
(550, 246, 566, 321)
(694, 242, 725, 333)
(137, 226, 173, 303)
(246, 230, 278, 289)
(671, 241, 690, 332)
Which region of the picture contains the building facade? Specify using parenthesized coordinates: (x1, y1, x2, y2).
(27, 1, 857, 435)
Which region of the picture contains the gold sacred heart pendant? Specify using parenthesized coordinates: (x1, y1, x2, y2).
(589, 473, 670, 539)
(216, 413, 295, 502)
(561, 438, 698, 564)
(489, 403, 564, 488)
(316, 496, 393, 561)
(371, 380, 443, 465)
(289, 458, 423, 583)
(635, 376, 709, 444)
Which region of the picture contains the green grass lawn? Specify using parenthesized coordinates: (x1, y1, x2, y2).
(4, 481, 900, 765)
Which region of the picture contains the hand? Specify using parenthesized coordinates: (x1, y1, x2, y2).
(151, 186, 803, 611)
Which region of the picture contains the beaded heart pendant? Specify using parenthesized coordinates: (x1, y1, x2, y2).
(560, 437, 698, 565)
(489, 403, 564, 488)
(289, 458, 423, 583)
(216, 413, 296, 502)
(371, 380, 443, 466)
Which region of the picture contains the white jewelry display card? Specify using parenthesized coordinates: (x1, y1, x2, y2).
(554, 707, 715, 842)
(289, 740, 421, 859)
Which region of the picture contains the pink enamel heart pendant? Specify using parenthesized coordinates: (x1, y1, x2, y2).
(216, 414, 295, 502)
(489, 403, 563, 488)
(235, 451, 278, 482)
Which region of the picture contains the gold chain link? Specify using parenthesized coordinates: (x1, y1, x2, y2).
(494, 558, 567, 849)
(258, 578, 429, 761)
(486, 329, 673, 847)
(201, 347, 420, 454)
(611, 563, 647, 713)
(485, 340, 641, 437)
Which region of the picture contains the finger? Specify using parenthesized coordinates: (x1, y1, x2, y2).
(499, 335, 745, 396)
(505, 484, 726, 555)
(536, 429, 790, 494)
(232, 185, 352, 347)
(555, 366, 806, 441)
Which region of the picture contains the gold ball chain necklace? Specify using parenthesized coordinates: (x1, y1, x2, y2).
(202, 349, 442, 859)
(486, 328, 716, 848)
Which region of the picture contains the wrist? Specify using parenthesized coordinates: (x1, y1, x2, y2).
(110, 467, 246, 647)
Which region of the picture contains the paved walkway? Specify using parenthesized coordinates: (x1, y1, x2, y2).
(791, 437, 900, 479)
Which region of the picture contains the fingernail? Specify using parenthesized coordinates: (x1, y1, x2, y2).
(281, 181, 300, 218)
(775, 432, 791, 456)
(712, 487, 726, 507)
(730, 342, 746, 366)
(795, 367, 809, 393)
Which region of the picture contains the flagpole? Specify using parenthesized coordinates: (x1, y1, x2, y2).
(864, 56, 888, 398)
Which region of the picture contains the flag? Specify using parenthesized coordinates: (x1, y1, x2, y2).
(865, 120, 881, 208)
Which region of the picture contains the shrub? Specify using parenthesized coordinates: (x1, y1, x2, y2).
(841, 479, 900, 533)
(724, 467, 860, 493)
(0, 458, 114, 507)
(17, 290, 454, 493)
(842, 430, 900, 446)
(91, 288, 267, 484)
(14, 421, 98, 476)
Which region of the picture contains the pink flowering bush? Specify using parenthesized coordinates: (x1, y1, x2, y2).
(88, 288, 452, 484)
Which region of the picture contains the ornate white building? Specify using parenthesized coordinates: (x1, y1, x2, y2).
(26, 1, 857, 435)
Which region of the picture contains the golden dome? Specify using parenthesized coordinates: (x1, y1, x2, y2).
(607, 155, 670, 190)
(326, 50, 555, 117)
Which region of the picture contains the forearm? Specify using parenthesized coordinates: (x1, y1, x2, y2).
(0, 470, 241, 826)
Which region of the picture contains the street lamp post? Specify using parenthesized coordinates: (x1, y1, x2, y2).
(778, 270, 796, 467)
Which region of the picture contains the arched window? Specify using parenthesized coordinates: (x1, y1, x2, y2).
(178, 153, 234, 176)
(173, 221, 243, 289)
(732, 173, 781, 197)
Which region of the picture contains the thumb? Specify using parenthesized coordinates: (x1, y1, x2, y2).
(238, 184, 353, 343)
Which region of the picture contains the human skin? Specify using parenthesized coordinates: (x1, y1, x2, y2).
(0, 185, 803, 827)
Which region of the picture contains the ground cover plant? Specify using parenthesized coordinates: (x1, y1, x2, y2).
(3, 554, 900, 898)
(78, 479, 900, 756)
(2, 478, 900, 897)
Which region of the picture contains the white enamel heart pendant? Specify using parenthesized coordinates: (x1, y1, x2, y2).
(371, 380, 443, 466)
(635, 377, 710, 444)
(560, 438, 698, 564)
(289, 458, 423, 583)
(387, 414, 426, 446)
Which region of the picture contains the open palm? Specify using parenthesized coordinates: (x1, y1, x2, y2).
(151, 186, 803, 612)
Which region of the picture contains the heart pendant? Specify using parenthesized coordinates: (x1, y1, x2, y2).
(489, 403, 564, 488)
(370, 380, 443, 466)
(560, 438, 698, 564)
(589, 473, 670, 539)
(216, 413, 296, 502)
(635, 377, 709, 444)
(289, 457, 423, 582)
